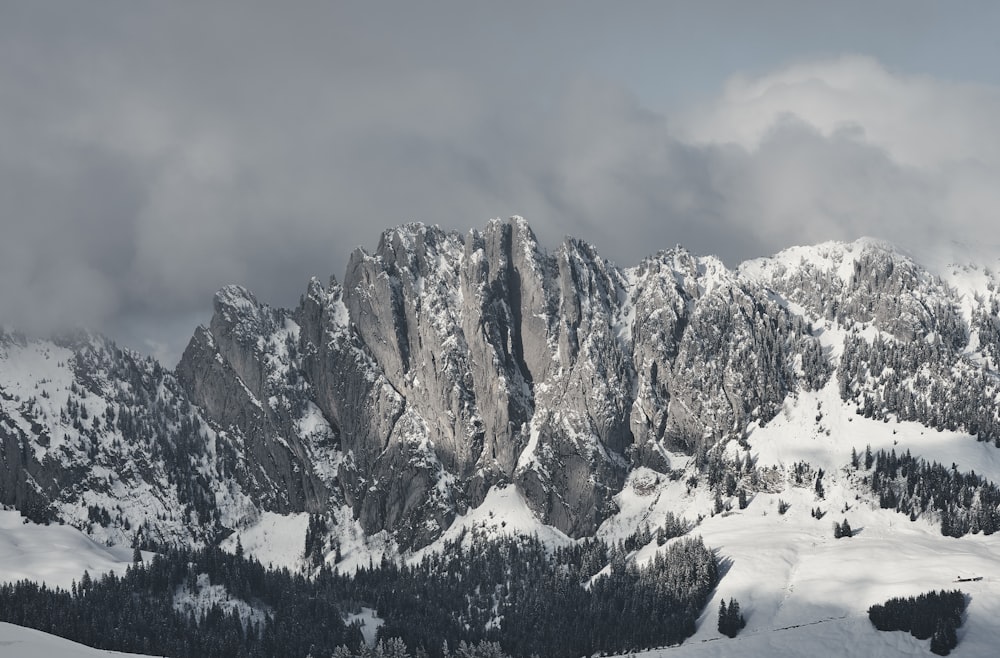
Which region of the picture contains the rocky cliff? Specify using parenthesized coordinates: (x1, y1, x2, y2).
(176, 218, 830, 547)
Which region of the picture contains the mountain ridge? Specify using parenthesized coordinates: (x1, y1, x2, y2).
(2, 218, 999, 554)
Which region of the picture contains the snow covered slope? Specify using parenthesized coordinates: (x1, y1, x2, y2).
(0, 509, 133, 590)
(601, 380, 1000, 657)
(0, 623, 156, 658)
(0, 331, 259, 547)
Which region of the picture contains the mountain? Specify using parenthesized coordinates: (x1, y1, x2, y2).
(3, 218, 1000, 656)
(172, 217, 833, 550)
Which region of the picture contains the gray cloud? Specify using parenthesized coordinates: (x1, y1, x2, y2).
(2, 5, 1000, 364)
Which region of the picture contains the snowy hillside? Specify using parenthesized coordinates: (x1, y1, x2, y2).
(603, 381, 1000, 656)
(0, 509, 134, 590)
(0, 331, 259, 547)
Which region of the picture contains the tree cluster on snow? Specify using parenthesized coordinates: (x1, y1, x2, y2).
(330, 638, 512, 658)
(832, 518, 853, 539)
(839, 332, 1000, 445)
(853, 447, 1000, 537)
(868, 590, 966, 655)
(717, 598, 746, 638)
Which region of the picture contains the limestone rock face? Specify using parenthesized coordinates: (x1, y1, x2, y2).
(168, 219, 843, 546)
(176, 286, 332, 515)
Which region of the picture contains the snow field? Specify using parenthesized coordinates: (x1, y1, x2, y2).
(0, 510, 134, 591)
(607, 381, 1000, 656)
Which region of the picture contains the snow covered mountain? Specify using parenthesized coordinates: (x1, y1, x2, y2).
(3, 219, 999, 552)
(0, 330, 260, 547)
(3, 219, 1000, 656)
(172, 218, 832, 550)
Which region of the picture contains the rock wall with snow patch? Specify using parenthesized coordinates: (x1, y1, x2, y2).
(177, 218, 831, 547)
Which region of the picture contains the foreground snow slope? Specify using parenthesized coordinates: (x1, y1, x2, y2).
(0, 622, 156, 658)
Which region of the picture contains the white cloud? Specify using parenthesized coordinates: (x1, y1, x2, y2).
(679, 55, 1000, 170)
(671, 56, 1000, 264)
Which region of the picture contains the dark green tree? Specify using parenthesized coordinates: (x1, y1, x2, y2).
(930, 619, 958, 655)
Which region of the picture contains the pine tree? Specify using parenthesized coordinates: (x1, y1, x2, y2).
(718, 598, 745, 637)
(930, 619, 958, 655)
(717, 599, 729, 636)
(729, 598, 745, 633)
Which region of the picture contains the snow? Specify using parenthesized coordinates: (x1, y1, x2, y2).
(514, 423, 543, 471)
(598, 465, 695, 544)
(605, 378, 1000, 657)
(0, 623, 157, 658)
(626, 617, 929, 657)
(939, 261, 998, 330)
(218, 511, 309, 571)
(410, 485, 572, 564)
(345, 607, 384, 647)
(330, 512, 397, 575)
(619, 483, 1000, 657)
(739, 238, 901, 286)
(0, 510, 134, 590)
(692, 254, 734, 298)
(213, 285, 258, 316)
(749, 380, 1000, 484)
(331, 296, 351, 329)
(0, 339, 78, 459)
(172, 573, 268, 629)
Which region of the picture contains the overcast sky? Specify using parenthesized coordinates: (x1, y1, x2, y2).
(4, 1, 1000, 365)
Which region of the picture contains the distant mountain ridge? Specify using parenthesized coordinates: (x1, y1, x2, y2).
(2, 218, 999, 553)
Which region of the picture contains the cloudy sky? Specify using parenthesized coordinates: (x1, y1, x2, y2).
(3, 1, 1000, 364)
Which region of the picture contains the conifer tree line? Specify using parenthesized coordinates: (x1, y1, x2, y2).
(852, 447, 1000, 536)
(838, 332, 1000, 445)
(0, 531, 719, 658)
(868, 590, 966, 655)
(328, 638, 512, 658)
